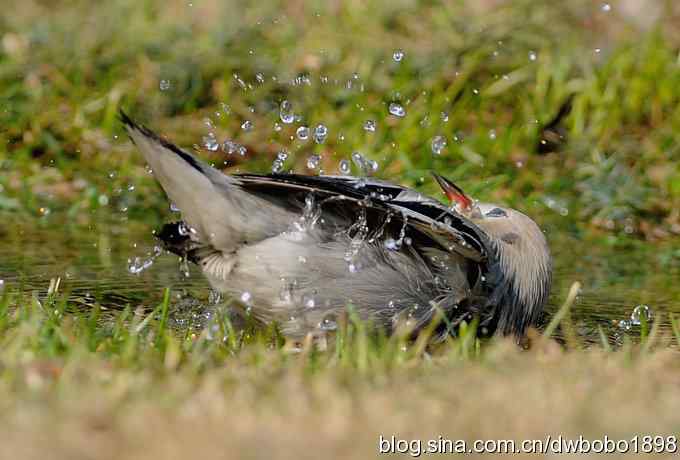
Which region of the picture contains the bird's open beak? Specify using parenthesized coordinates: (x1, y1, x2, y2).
(432, 172, 473, 211)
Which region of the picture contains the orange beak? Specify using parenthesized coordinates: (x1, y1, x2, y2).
(432, 172, 473, 211)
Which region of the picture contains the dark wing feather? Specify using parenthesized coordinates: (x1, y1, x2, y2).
(235, 173, 490, 262)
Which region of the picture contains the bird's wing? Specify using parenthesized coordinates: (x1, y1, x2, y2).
(235, 173, 490, 262)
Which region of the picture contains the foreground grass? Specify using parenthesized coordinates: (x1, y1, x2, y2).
(1, 286, 680, 459)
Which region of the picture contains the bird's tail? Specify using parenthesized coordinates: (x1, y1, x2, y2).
(120, 110, 238, 248)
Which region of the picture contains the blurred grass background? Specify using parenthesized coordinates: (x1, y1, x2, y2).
(1, 0, 679, 238)
(2, 1, 680, 458)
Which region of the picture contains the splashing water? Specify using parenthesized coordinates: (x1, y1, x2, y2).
(431, 136, 447, 155)
(392, 49, 405, 62)
(630, 304, 652, 326)
(128, 245, 163, 275)
(313, 124, 328, 144)
(344, 208, 370, 273)
(306, 154, 321, 171)
(338, 159, 351, 175)
(280, 100, 294, 124)
(388, 102, 406, 117)
(351, 152, 367, 172)
(319, 314, 338, 331)
(241, 120, 254, 131)
(272, 150, 289, 173)
(159, 79, 171, 91)
(296, 126, 310, 141)
(363, 120, 376, 132)
(291, 194, 322, 233)
(202, 133, 219, 151)
(222, 140, 247, 156)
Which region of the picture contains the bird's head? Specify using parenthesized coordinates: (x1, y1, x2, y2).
(433, 173, 552, 335)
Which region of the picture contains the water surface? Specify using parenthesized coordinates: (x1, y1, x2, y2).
(1, 210, 678, 345)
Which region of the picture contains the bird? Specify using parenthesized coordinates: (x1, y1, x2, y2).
(121, 111, 552, 345)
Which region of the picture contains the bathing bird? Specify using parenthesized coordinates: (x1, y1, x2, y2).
(122, 112, 551, 343)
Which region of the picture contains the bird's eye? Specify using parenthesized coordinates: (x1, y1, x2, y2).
(485, 208, 507, 218)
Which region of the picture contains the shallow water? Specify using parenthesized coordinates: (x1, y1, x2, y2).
(1, 210, 678, 345)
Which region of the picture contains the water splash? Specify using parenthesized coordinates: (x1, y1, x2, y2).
(338, 159, 351, 175)
(388, 102, 406, 117)
(128, 245, 163, 275)
(306, 154, 321, 171)
(431, 135, 447, 155)
(202, 133, 219, 151)
(630, 304, 652, 326)
(313, 124, 328, 144)
(363, 120, 376, 132)
(291, 193, 322, 233)
(296, 126, 310, 141)
(392, 49, 405, 62)
(279, 100, 294, 124)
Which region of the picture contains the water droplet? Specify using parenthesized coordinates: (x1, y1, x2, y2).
(296, 126, 309, 140)
(601, 3, 611, 12)
(170, 203, 180, 212)
(431, 135, 447, 155)
(159, 79, 171, 91)
(388, 102, 406, 117)
(241, 120, 253, 131)
(630, 304, 652, 326)
(272, 159, 284, 173)
(319, 314, 337, 331)
(618, 319, 632, 331)
(255, 72, 265, 83)
(279, 100, 294, 124)
(351, 151, 366, 168)
(313, 124, 328, 144)
(306, 154, 321, 170)
(202, 133, 219, 151)
(441, 111, 449, 122)
(127, 245, 163, 275)
(488, 129, 497, 140)
(392, 49, 404, 62)
(273, 122, 282, 132)
(339, 159, 351, 175)
(366, 159, 379, 174)
(594, 48, 601, 54)
(528, 50, 537, 61)
(240, 291, 252, 305)
(302, 294, 315, 308)
(363, 120, 376, 132)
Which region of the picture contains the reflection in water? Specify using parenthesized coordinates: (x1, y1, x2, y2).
(1, 211, 678, 345)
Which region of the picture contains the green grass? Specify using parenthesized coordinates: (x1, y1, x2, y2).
(1, 282, 680, 459)
(2, 1, 680, 457)
(1, 0, 679, 237)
